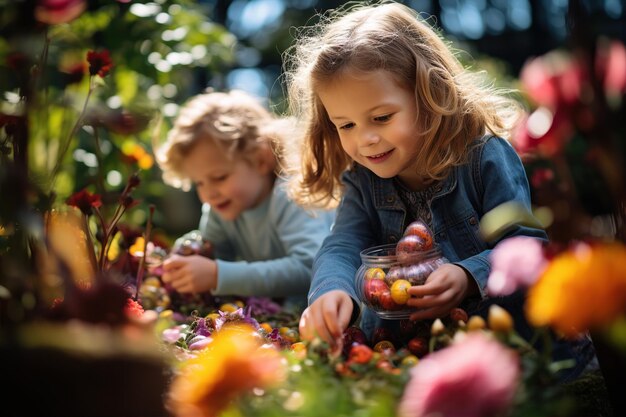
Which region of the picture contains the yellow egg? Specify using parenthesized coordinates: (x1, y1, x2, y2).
(260, 322, 273, 333)
(365, 267, 386, 280)
(373, 340, 395, 353)
(401, 355, 419, 367)
(159, 309, 173, 319)
(390, 279, 411, 304)
(291, 341, 306, 351)
(206, 313, 220, 326)
(280, 328, 299, 344)
(142, 276, 162, 288)
(219, 303, 239, 313)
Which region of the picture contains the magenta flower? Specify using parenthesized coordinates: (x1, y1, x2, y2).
(487, 236, 548, 296)
(398, 333, 520, 417)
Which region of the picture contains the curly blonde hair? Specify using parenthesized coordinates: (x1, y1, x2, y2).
(155, 90, 293, 191)
(281, 1, 523, 208)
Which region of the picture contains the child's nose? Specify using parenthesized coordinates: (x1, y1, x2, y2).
(198, 184, 216, 202)
(359, 128, 381, 146)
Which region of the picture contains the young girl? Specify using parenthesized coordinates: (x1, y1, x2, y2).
(156, 89, 334, 302)
(282, 2, 594, 380)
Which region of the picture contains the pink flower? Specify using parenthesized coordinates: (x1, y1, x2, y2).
(520, 52, 586, 109)
(596, 40, 626, 97)
(398, 333, 520, 417)
(35, 0, 86, 25)
(512, 106, 574, 158)
(488, 236, 548, 296)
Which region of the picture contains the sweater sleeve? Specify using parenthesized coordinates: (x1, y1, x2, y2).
(308, 170, 376, 308)
(199, 203, 237, 261)
(455, 137, 547, 297)
(213, 191, 334, 297)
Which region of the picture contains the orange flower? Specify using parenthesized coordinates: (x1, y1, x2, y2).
(167, 323, 285, 417)
(526, 242, 626, 337)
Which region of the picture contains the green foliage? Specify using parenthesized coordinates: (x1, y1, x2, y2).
(0, 1, 236, 232)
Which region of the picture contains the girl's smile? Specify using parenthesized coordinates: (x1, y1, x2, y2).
(365, 149, 395, 163)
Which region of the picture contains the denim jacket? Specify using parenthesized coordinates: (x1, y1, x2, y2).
(310, 135, 595, 381)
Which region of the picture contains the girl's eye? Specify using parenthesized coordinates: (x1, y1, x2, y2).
(339, 122, 355, 130)
(212, 174, 228, 182)
(374, 114, 392, 122)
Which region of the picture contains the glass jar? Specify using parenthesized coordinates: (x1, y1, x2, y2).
(355, 243, 449, 319)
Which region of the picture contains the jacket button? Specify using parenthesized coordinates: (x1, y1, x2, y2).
(386, 195, 395, 203)
(469, 217, 478, 225)
(389, 235, 397, 242)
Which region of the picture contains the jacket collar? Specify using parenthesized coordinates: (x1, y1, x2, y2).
(365, 164, 458, 209)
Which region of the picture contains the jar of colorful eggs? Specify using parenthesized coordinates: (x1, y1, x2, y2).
(355, 221, 449, 319)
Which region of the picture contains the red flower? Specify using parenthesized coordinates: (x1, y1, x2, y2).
(87, 50, 113, 78)
(125, 297, 145, 319)
(35, 0, 86, 25)
(66, 189, 102, 215)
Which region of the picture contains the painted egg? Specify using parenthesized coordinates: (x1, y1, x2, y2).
(390, 279, 411, 304)
(364, 267, 386, 280)
(403, 220, 433, 250)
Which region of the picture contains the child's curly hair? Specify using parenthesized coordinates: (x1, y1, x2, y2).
(281, 1, 523, 208)
(155, 89, 294, 191)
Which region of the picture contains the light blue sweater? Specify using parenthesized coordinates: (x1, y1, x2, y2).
(198, 179, 335, 299)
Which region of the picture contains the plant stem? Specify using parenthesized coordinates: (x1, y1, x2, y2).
(135, 205, 155, 300)
(50, 76, 95, 189)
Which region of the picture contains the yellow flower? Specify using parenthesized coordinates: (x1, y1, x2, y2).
(167, 323, 285, 417)
(526, 242, 626, 337)
(44, 208, 96, 288)
(106, 231, 122, 261)
(129, 236, 145, 257)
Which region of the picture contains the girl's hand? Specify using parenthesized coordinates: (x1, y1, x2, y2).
(162, 254, 217, 293)
(299, 290, 353, 349)
(406, 263, 475, 321)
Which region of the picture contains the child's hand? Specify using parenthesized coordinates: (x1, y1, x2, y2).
(299, 290, 353, 349)
(406, 263, 476, 321)
(162, 254, 217, 294)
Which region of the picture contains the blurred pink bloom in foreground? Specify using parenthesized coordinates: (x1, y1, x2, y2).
(488, 236, 548, 296)
(35, 0, 86, 25)
(398, 332, 520, 417)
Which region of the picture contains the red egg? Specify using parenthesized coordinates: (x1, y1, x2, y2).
(407, 336, 430, 358)
(396, 235, 430, 264)
(342, 326, 369, 357)
(364, 278, 389, 307)
(379, 288, 402, 311)
(403, 220, 434, 249)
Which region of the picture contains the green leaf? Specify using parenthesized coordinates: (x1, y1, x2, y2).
(479, 201, 545, 242)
